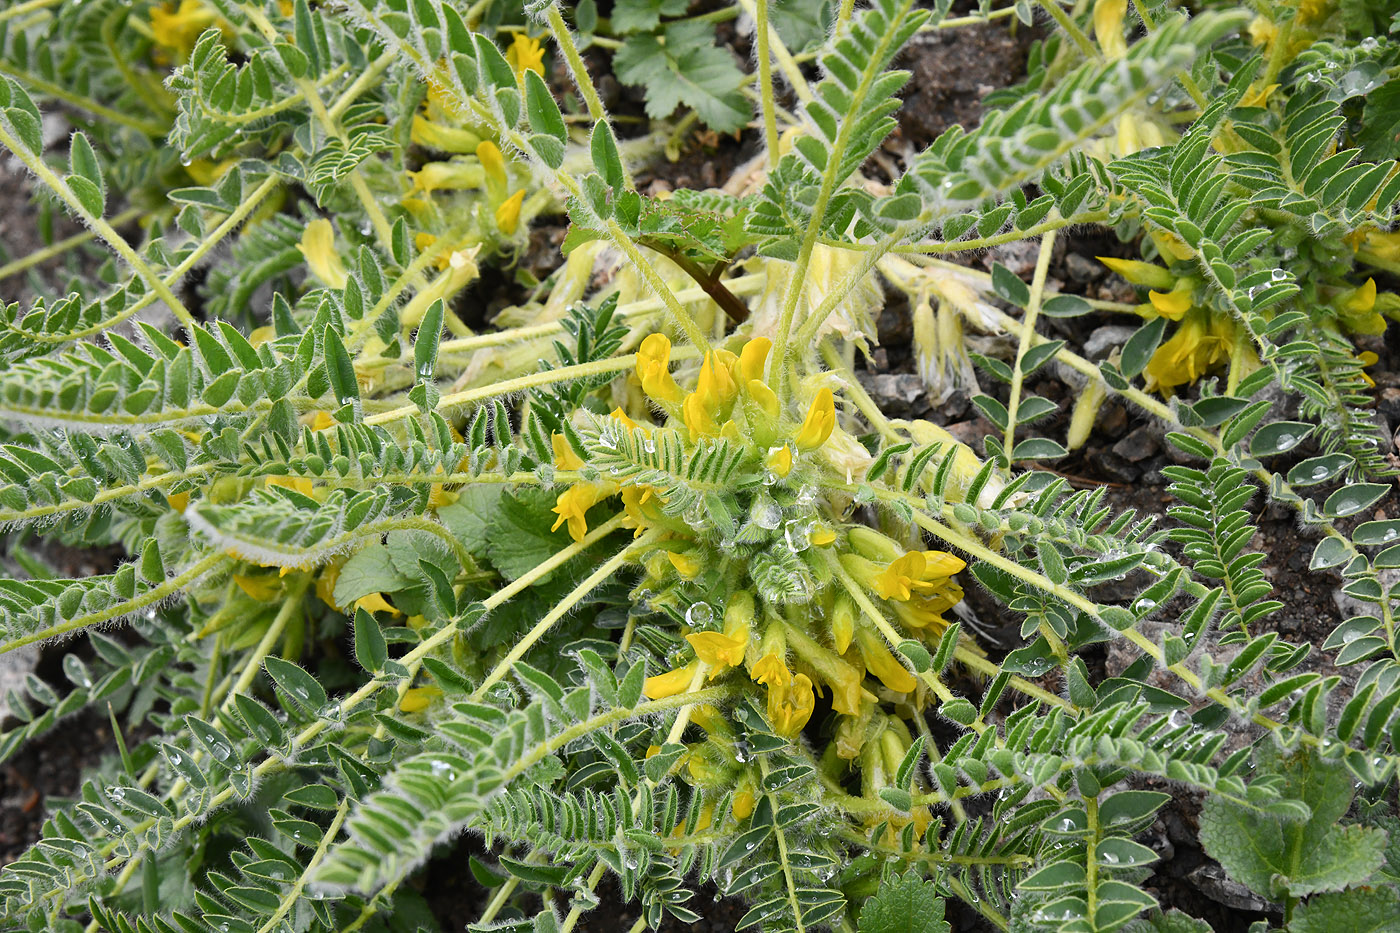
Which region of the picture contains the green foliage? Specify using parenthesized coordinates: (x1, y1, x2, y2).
(0, 1, 1399, 932)
(1200, 747, 1389, 900)
(856, 871, 948, 933)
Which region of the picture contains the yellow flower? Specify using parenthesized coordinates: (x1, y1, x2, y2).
(830, 594, 856, 654)
(636, 334, 684, 404)
(399, 686, 441, 713)
(611, 406, 644, 430)
(667, 550, 702, 579)
(682, 391, 722, 440)
(166, 491, 190, 514)
(731, 787, 756, 821)
(645, 660, 700, 699)
(1148, 286, 1193, 321)
(314, 558, 343, 609)
(874, 551, 966, 602)
(745, 379, 780, 418)
(621, 485, 664, 537)
(1093, 0, 1127, 60)
(408, 160, 486, 195)
(234, 573, 282, 602)
(552, 433, 585, 471)
(551, 483, 612, 542)
(1248, 15, 1276, 47)
(1337, 278, 1384, 335)
(150, 0, 218, 62)
(355, 592, 402, 616)
(297, 219, 348, 290)
(1098, 257, 1175, 290)
(854, 627, 918, 694)
(1144, 310, 1232, 394)
(495, 189, 526, 235)
(1359, 230, 1400, 263)
(794, 388, 835, 451)
(410, 114, 482, 154)
(1341, 277, 1378, 315)
(739, 337, 772, 383)
(1359, 351, 1380, 388)
(767, 673, 815, 737)
(477, 140, 509, 195)
(1239, 83, 1280, 108)
(765, 445, 793, 478)
(1297, 0, 1330, 24)
(505, 33, 546, 81)
(750, 652, 790, 688)
(414, 232, 479, 271)
(696, 350, 740, 414)
(686, 631, 747, 677)
(811, 525, 837, 547)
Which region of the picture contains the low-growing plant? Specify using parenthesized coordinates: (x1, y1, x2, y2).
(0, 1, 1398, 932)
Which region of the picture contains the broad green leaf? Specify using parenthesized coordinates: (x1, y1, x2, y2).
(857, 871, 949, 933)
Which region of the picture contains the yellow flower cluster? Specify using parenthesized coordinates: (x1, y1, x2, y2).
(546, 328, 969, 832)
(1099, 244, 1259, 394)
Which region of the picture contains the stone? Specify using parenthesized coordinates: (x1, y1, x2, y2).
(1064, 253, 1104, 283)
(1083, 325, 1139, 361)
(1112, 425, 1160, 462)
(856, 373, 927, 420)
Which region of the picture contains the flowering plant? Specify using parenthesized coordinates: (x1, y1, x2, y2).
(0, 1, 1398, 932)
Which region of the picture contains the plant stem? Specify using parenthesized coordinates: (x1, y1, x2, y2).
(1002, 232, 1057, 461)
(754, 0, 780, 164)
(0, 61, 167, 135)
(1, 553, 228, 655)
(0, 123, 203, 340)
(546, 7, 612, 138)
(0, 206, 141, 281)
(471, 531, 656, 699)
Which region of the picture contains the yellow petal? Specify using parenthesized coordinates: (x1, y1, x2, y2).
(233, 573, 282, 602)
(266, 475, 315, 498)
(552, 433, 585, 471)
(636, 333, 684, 404)
(855, 627, 918, 694)
(399, 686, 442, 713)
(355, 592, 402, 616)
(476, 140, 508, 192)
(297, 219, 348, 289)
(1093, 0, 1127, 59)
(1098, 257, 1175, 290)
(644, 661, 700, 699)
(686, 631, 747, 674)
(749, 652, 791, 688)
(830, 594, 856, 654)
(739, 337, 772, 383)
(667, 551, 702, 579)
(505, 33, 546, 80)
(765, 445, 793, 478)
(495, 189, 526, 235)
(746, 379, 780, 417)
(166, 491, 190, 514)
(410, 114, 482, 154)
(794, 388, 835, 451)
(1342, 277, 1378, 314)
(1148, 288, 1193, 320)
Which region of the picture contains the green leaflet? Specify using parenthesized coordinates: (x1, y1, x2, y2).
(613, 22, 749, 133)
(1200, 747, 1389, 900)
